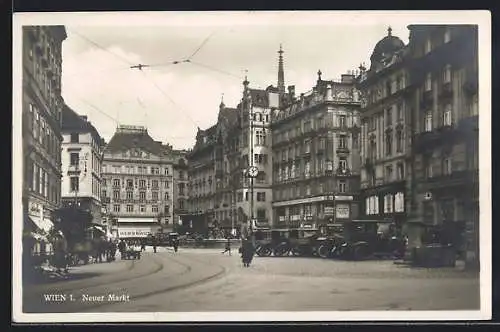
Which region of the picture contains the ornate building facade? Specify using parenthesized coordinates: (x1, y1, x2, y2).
(407, 25, 479, 267)
(22, 25, 67, 234)
(101, 125, 176, 238)
(357, 28, 412, 231)
(271, 71, 361, 228)
(61, 105, 105, 224)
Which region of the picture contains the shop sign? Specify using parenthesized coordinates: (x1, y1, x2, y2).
(336, 204, 350, 219)
(324, 207, 335, 216)
(118, 228, 155, 238)
(335, 195, 354, 201)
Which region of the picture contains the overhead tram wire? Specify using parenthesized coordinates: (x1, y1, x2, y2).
(77, 98, 120, 125)
(67, 28, 135, 66)
(138, 70, 200, 129)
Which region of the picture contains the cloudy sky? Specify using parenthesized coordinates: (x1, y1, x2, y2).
(28, 11, 471, 150)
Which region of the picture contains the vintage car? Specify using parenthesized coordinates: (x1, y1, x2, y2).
(254, 229, 273, 256)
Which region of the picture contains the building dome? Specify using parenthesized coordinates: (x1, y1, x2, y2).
(370, 27, 405, 65)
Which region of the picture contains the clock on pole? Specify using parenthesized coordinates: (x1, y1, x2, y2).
(246, 166, 259, 178)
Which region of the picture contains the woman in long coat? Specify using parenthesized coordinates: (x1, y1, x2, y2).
(240, 239, 255, 267)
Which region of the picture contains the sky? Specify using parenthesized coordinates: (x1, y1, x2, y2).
(55, 12, 422, 150)
(23, 9, 482, 152)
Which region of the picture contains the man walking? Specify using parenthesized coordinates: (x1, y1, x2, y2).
(221, 237, 232, 256)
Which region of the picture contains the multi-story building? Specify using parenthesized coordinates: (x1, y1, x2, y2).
(357, 27, 411, 232)
(171, 149, 189, 226)
(101, 125, 175, 238)
(272, 71, 362, 228)
(60, 105, 105, 224)
(22, 25, 67, 235)
(187, 125, 218, 232)
(407, 25, 479, 267)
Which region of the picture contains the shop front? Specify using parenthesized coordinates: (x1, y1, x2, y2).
(117, 223, 161, 239)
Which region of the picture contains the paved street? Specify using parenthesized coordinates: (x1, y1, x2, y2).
(23, 247, 479, 313)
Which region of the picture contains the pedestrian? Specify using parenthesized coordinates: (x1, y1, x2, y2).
(173, 238, 179, 253)
(153, 237, 157, 253)
(118, 239, 126, 259)
(141, 239, 146, 252)
(221, 238, 232, 256)
(240, 239, 255, 267)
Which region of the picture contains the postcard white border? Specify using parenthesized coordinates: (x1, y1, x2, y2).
(12, 10, 492, 323)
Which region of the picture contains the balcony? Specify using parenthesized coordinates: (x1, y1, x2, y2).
(439, 81, 453, 100)
(420, 90, 433, 108)
(336, 146, 350, 155)
(413, 123, 467, 153)
(422, 170, 478, 191)
(67, 164, 80, 174)
(336, 168, 352, 177)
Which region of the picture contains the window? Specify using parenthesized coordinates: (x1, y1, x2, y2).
(70, 133, 79, 143)
(339, 158, 347, 171)
(443, 65, 451, 83)
(397, 162, 405, 180)
(338, 115, 347, 128)
(386, 108, 392, 126)
(126, 179, 133, 188)
(101, 189, 107, 198)
(444, 28, 451, 43)
(152, 191, 158, 200)
(394, 192, 405, 212)
(425, 157, 433, 178)
(113, 179, 120, 187)
(425, 73, 432, 91)
(257, 192, 266, 201)
(237, 192, 243, 202)
(385, 165, 393, 182)
(139, 191, 146, 200)
(164, 205, 170, 214)
(338, 135, 347, 149)
(425, 111, 433, 132)
(384, 194, 394, 213)
(396, 130, 403, 153)
(126, 191, 133, 199)
(179, 183, 185, 195)
(178, 199, 184, 209)
(152, 180, 159, 188)
(338, 180, 346, 193)
(304, 161, 311, 177)
(443, 104, 452, 126)
(164, 192, 170, 200)
(245, 192, 249, 201)
(443, 156, 452, 175)
(70, 177, 79, 192)
(126, 205, 133, 212)
(385, 133, 393, 156)
(424, 38, 432, 54)
(113, 204, 120, 212)
(140, 205, 146, 213)
(113, 190, 120, 199)
(139, 179, 146, 188)
(255, 130, 267, 146)
(256, 209, 266, 220)
(70, 153, 79, 166)
(152, 205, 159, 213)
(386, 80, 392, 96)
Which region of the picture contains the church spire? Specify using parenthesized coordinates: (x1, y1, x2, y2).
(277, 44, 285, 95)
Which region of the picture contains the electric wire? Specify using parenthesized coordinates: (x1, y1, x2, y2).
(67, 28, 135, 66)
(138, 70, 200, 128)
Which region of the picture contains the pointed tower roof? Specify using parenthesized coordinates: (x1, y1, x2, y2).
(277, 44, 285, 95)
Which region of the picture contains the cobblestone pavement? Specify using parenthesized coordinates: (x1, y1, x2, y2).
(101, 249, 480, 312)
(22, 249, 480, 314)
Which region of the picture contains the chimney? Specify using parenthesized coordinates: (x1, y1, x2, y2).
(287, 85, 295, 99)
(341, 73, 355, 83)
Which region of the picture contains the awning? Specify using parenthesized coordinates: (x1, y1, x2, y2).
(117, 218, 156, 223)
(30, 215, 54, 233)
(30, 232, 47, 241)
(93, 224, 106, 233)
